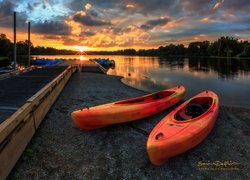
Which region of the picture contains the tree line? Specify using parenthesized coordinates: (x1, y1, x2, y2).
(87, 37, 250, 57)
(1, 33, 250, 59)
(0, 33, 76, 60)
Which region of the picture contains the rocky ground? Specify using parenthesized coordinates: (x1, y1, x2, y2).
(9, 72, 250, 179)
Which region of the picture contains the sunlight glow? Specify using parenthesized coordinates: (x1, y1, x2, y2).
(74, 46, 91, 52)
(80, 55, 87, 61)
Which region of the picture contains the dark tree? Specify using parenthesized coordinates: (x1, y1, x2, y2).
(0, 34, 12, 57)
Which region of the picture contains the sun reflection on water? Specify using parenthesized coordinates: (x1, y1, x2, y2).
(31, 55, 250, 107)
(80, 55, 87, 61)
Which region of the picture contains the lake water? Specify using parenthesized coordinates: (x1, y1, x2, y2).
(36, 55, 250, 107)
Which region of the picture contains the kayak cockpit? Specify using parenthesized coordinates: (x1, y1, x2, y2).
(175, 97, 213, 121)
(115, 91, 175, 105)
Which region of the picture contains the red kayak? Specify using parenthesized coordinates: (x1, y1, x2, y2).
(147, 91, 219, 165)
(71, 86, 186, 130)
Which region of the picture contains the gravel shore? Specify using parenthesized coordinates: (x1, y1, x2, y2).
(9, 72, 250, 179)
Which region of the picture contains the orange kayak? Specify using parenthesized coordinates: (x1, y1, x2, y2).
(147, 91, 219, 165)
(71, 86, 186, 130)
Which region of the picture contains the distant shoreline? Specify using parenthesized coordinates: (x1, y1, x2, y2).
(1, 55, 250, 62)
(32, 55, 250, 60)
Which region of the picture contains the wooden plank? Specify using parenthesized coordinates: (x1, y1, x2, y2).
(0, 114, 35, 180)
(0, 65, 76, 178)
(27, 66, 70, 105)
(0, 66, 75, 143)
(26, 81, 53, 105)
(0, 103, 33, 144)
(32, 67, 71, 128)
(32, 76, 65, 128)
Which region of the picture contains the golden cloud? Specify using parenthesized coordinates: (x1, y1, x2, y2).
(126, 4, 135, 8)
(85, 3, 92, 10)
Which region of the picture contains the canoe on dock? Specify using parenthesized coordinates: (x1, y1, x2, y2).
(71, 86, 186, 130)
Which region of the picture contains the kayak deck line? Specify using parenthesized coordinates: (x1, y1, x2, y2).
(0, 65, 77, 179)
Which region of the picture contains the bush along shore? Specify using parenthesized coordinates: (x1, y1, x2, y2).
(8, 72, 250, 179)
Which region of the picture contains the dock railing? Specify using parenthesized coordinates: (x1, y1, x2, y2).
(0, 65, 77, 179)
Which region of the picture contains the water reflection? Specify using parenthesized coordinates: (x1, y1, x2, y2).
(31, 55, 250, 107)
(108, 56, 250, 107)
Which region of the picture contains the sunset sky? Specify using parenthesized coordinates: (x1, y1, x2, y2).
(0, 0, 250, 51)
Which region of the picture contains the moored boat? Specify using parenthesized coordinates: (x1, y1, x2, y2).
(91, 58, 115, 69)
(71, 86, 186, 130)
(147, 90, 219, 165)
(31, 59, 63, 66)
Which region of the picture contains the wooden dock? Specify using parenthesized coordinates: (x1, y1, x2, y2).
(0, 60, 106, 179)
(0, 67, 35, 80)
(61, 60, 107, 74)
(0, 65, 77, 179)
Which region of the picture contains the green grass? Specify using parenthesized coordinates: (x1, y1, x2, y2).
(21, 148, 33, 161)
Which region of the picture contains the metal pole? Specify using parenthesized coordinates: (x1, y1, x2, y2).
(13, 11, 16, 69)
(28, 22, 30, 67)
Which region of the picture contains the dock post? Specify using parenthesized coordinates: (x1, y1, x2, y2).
(13, 12, 17, 69)
(28, 22, 31, 67)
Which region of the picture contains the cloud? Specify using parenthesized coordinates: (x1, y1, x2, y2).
(140, 17, 171, 30)
(72, 11, 112, 26)
(111, 27, 132, 35)
(15, 0, 71, 23)
(0, 1, 28, 29)
(27, 3, 34, 11)
(69, 0, 182, 17)
(63, 37, 79, 46)
(85, 3, 92, 10)
(1, 0, 250, 49)
(43, 35, 62, 40)
(27, 2, 40, 11)
(0, 0, 14, 16)
(0, 1, 15, 27)
(181, 0, 214, 15)
(80, 31, 96, 36)
(213, 0, 224, 9)
(201, 17, 210, 22)
(32, 20, 72, 35)
(131, 0, 181, 16)
(222, 0, 250, 13)
(126, 4, 135, 8)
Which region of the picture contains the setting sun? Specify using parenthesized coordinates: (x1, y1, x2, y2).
(74, 46, 91, 52)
